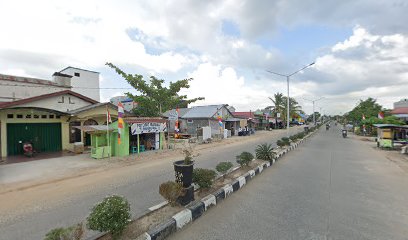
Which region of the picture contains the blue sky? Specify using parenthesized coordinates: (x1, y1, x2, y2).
(0, 0, 407, 115)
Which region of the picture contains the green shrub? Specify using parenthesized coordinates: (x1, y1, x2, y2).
(216, 162, 233, 176)
(236, 152, 254, 167)
(193, 168, 217, 189)
(281, 137, 290, 146)
(255, 143, 275, 161)
(289, 135, 297, 142)
(276, 140, 285, 147)
(159, 181, 184, 206)
(44, 224, 83, 240)
(87, 195, 131, 239)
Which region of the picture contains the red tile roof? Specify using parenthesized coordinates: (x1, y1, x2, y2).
(124, 117, 167, 124)
(391, 107, 408, 114)
(233, 112, 255, 119)
(0, 90, 98, 109)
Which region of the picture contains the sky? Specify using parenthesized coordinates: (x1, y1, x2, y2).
(0, 0, 407, 115)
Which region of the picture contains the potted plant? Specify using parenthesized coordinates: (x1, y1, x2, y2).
(173, 146, 195, 188)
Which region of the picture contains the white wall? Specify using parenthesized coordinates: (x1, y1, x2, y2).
(18, 94, 92, 112)
(60, 68, 100, 102)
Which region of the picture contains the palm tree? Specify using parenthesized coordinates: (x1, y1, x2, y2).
(268, 93, 285, 128)
(282, 96, 303, 123)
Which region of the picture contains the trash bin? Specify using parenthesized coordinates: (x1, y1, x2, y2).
(304, 126, 309, 133)
(73, 142, 84, 154)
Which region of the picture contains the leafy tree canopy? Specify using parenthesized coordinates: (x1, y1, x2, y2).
(344, 97, 382, 124)
(107, 63, 204, 117)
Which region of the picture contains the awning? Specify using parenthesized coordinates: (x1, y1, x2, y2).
(225, 118, 242, 122)
(373, 124, 408, 129)
(74, 125, 115, 132)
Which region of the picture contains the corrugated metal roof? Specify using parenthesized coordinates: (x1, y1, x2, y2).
(373, 124, 408, 129)
(182, 105, 224, 118)
(162, 108, 190, 118)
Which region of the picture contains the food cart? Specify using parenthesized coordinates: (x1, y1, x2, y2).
(373, 124, 408, 149)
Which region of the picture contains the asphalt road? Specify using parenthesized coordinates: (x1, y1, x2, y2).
(169, 126, 408, 240)
(0, 127, 303, 240)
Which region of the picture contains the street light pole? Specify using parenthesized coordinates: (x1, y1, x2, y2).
(303, 97, 324, 125)
(287, 76, 290, 131)
(267, 62, 315, 137)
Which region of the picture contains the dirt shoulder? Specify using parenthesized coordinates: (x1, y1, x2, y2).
(353, 134, 408, 174)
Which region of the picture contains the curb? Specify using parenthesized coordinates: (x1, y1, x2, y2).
(135, 127, 320, 240)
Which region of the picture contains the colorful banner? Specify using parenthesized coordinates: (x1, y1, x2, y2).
(118, 102, 124, 144)
(378, 112, 384, 119)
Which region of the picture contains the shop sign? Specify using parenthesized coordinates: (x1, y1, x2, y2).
(131, 122, 166, 135)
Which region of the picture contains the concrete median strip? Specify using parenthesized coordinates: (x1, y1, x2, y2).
(91, 127, 320, 240)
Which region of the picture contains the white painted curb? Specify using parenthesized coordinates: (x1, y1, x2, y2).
(223, 184, 233, 197)
(172, 209, 192, 229)
(135, 232, 151, 240)
(248, 169, 255, 178)
(237, 176, 246, 188)
(258, 165, 264, 173)
(201, 194, 216, 211)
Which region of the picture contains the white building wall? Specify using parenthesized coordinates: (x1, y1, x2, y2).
(0, 76, 69, 102)
(394, 99, 408, 108)
(60, 68, 100, 102)
(18, 94, 92, 112)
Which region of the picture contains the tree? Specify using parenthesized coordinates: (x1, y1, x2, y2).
(345, 98, 382, 125)
(268, 93, 285, 118)
(281, 96, 303, 123)
(106, 63, 204, 117)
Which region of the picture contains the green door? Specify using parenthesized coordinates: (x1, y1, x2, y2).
(7, 123, 62, 156)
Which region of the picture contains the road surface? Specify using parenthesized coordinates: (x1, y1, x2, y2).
(169, 126, 408, 240)
(0, 127, 303, 240)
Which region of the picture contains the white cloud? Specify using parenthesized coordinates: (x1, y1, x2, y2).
(184, 63, 271, 111)
(302, 26, 408, 114)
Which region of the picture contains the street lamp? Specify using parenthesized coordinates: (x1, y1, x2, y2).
(267, 62, 315, 136)
(303, 97, 324, 125)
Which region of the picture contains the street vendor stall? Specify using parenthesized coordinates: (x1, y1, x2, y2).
(125, 117, 167, 154)
(373, 124, 408, 149)
(75, 125, 115, 159)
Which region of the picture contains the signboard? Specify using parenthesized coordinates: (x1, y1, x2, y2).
(168, 111, 178, 121)
(131, 122, 167, 135)
(277, 113, 281, 118)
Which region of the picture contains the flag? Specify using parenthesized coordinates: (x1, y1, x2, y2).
(378, 112, 384, 119)
(106, 106, 112, 123)
(117, 102, 124, 144)
(362, 114, 366, 120)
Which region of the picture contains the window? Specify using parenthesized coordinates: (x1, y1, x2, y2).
(41, 115, 47, 119)
(69, 121, 81, 143)
(49, 115, 55, 119)
(187, 119, 193, 123)
(26, 114, 31, 118)
(33, 115, 39, 119)
(7, 114, 13, 119)
(74, 72, 80, 77)
(69, 97, 75, 104)
(56, 115, 61, 119)
(16, 114, 23, 119)
(58, 96, 64, 103)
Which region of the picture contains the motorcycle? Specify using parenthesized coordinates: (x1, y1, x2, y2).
(326, 124, 330, 130)
(23, 141, 34, 157)
(342, 130, 347, 138)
